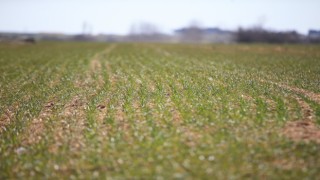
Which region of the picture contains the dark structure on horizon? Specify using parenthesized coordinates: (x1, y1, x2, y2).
(308, 30, 320, 43)
(236, 28, 303, 43)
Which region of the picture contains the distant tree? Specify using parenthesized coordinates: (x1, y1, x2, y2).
(236, 27, 302, 43)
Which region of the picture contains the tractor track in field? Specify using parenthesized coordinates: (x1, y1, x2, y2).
(16, 45, 117, 151)
(282, 96, 320, 143)
(91, 45, 117, 123)
(279, 83, 320, 104)
(93, 45, 119, 139)
(49, 96, 88, 153)
(262, 80, 320, 143)
(55, 45, 117, 151)
(90, 44, 117, 86)
(21, 100, 55, 145)
(261, 80, 320, 104)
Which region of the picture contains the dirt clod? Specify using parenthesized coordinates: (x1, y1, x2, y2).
(45, 101, 55, 108)
(97, 104, 106, 110)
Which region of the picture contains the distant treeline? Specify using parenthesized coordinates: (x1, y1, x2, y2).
(236, 28, 303, 43)
(1, 27, 320, 44)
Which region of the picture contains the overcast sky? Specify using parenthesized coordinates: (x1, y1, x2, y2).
(0, 0, 319, 35)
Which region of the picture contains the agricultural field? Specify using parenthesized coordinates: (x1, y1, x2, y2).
(0, 42, 320, 179)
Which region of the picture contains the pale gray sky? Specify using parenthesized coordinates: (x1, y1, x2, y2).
(0, 0, 319, 35)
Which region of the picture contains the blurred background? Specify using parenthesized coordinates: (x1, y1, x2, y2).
(1, 0, 320, 43)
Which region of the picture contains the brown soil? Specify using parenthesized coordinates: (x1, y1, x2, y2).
(49, 96, 87, 154)
(259, 80, 320, 143)
(164, 89, 182, 125)
(282, 97, 320, 143)
(22, 101, 55, 145)
(0, 105, 17, 133)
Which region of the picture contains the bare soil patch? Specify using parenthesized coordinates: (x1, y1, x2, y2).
(259, 80, 320, 143)
(49, 96, 87, 154)
(164, 90, 182, 125)
(0, 104, 18, 133)
(282, 97, 320, 143)
(22, 101, 55, 145)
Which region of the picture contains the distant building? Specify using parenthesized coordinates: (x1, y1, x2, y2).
(308, 30, 320, 43)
